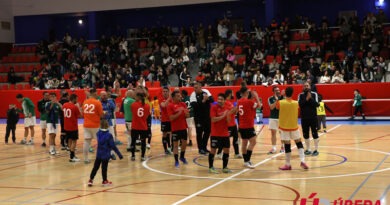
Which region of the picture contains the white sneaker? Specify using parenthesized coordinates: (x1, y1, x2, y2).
(146, 144, 151, 149)
(235, 154, 243, 159)
(216, 153, 222, 159)
(26, 140, 34, 145)
(69, 157, 81, 162)
(50, 150, 56, 155)
(244, 162, 255, 169)
(84, 159, 91, 164)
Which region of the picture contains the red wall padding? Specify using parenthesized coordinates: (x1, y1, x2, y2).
(1, 83, 390, 118)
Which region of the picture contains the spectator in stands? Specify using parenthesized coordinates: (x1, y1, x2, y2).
(226, 50, 236, 63)
(274, 69, 284, 85)
(58, 77, 70, 89)
(319, 70, 331, 84)
(269, 59, 280, 78)
(217, 19, 228, 40)
(331, 70, 345, 84)
(179, 66, 190, 87)
(361, 67, 374, 82)
(7, 67, 22, 84)
(229, 30, 240, 46)
(252, 70, 265, 85)
(195, 71, 206, 85)
(222, 62, 234, 86)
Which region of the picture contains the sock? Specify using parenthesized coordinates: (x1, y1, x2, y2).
(70, 151, 75, 159)
(208, 153, 215, 168)
(243, 152, 248, 162)
(305, 139, 311, 151)
(272, 145, 276, 151)
(83, 140, 90, 161)
(50, 145, 54, 152)
(286, 152, 291, 166)
(223, 153, 229, 168)
(163, 137, 168, 151)
(180, 151, 185, 159)
(298, 148, 305, 162)
(174, 154, 178, 162)
(127, 135, 132, 148)
(166, 134, 171, 147)
(141, 141, 146, 157)
(314, 138, 319, 151)
(247, 150, 253, 161)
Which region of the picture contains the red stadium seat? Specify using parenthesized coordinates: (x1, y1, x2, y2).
(152, 81, 160, 88)
(291, 32, 301, 41)
(1, 84, 8, 90)
(23, 84, 31, 90)
(265, 55, 274, 64)
(9, 84, 15, 90)
(290, 66, 299, 72)
(299, 43, 307, 51)
(139, 40, 147, 49)
(17, 47, 24, 53)
(275, 55, 282, 63)
(16, 84, 23, 90)
(11, 47, 17, 53)
(237, 56, 246, 65)
(303, 32, 310, 40)
(331, 30, 340, 39)
(336, 51, 345, 61)
(145, 81, 152, 88)
(289, 44, 297, 52)
(225, 46, 233, 55)
(325, 53, 333, 62)
(25, 46, 32, 53)
(233, 46, 243, 55)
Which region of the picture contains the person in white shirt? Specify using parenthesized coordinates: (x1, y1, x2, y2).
(319, 70, 331, 84)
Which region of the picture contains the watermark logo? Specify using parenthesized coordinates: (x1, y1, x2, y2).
(300, 193, 381, 205)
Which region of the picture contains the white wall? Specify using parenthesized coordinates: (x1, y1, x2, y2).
(12, 0, 234, 16)
(0, 0, 14, 43)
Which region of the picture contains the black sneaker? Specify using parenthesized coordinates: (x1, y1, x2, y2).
(304, 150, 312, 155)
(111, 154, 117, 160)
(126, 148, 131, 152)
(312, 150, 319, 156)
(41, 142, 46, 147)
(188, 140, 193, 146)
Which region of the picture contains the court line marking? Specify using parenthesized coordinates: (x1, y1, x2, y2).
(348, 152, 390, 200)
(380, 185, 390, 201)
(165, 125, 340, 204)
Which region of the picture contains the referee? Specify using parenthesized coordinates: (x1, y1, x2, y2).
(298, 81, 320, 156)
(190, 82, 214, 155)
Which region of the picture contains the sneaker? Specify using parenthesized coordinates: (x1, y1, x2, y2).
(216, 153, 222, 159)
(136, 140, 141, 146)
(235, 154, 243, 159)
(26, 140, 34, 145)
(199, 150, 207, 155)
(304, 150, 312, 155)
(165, 150, 172, 155)
(323, 129, 327, 133)
(69, 157, 81, 162)
(102, 180, 112, 186)
(135, 148, 140, 152)
(131, 156, 135, 161)
(141, 157, 146, 161)
(300, 162, 309, 169)
(41, 142, 46, 147)
(180, 158, 188, 164)
(61, 146, 67, 150)
(146, 144, 151, 149)
(362, 116, 366, 120)
(175, 161, 179, 168)
(188, 140, 193, 146)
(280, 147, 285, 153)
(50, 150, 56, 155)
(88, 179, 93, 187)
(20, 139, 26, 144)
(84, 159, 91, 164)
(209, 167, 219, 174)
(244, 162, 255, 169)
(126, 148, 131, 152)
(111, 154, 117, 160)
(311, 150, 319, 156)
(279, 164, 292, 170)
(89, 147, 94, 153)
(267, 149, 276, 155)
(222, 168, 233, 173)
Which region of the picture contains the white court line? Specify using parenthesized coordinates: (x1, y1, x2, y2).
(170, 124, 342, 204)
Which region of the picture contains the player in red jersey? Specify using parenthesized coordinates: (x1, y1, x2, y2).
(237, 87, 262, 169)
(159, 87, 172, 155)
(62, 94, 82, 162)
(208, 93, 235, 174)
(130, 92, 150, 161)
(167, 90, 190, 168)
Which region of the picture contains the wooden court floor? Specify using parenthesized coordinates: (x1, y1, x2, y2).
(0, 122, 389, 205)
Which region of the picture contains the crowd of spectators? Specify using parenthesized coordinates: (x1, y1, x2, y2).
(8, 10, 390, 90)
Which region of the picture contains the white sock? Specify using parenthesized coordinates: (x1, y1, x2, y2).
(305, 139, 311, 151)
(83, 140, 90, 161)
(314, 139, 320, 151)
(272, 145, 276, 150)
(50, 145, 54, 152)
(298, 148, 305, 162)
(127, 134, 132, 148)
(285, 152, 291, 166)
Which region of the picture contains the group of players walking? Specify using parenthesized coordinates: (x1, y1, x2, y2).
(14, 80, 327, 180)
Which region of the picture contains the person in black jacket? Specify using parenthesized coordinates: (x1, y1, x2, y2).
(190, 82, 214, 155)
(298, 82, 320, 156)
(5, 104, 20, 144)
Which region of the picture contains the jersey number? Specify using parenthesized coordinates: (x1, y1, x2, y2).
(63, 108, 72, 118)
(238, 105, 244, 115)
(137, 108, 144, 117)
(84, 104, 95, 114)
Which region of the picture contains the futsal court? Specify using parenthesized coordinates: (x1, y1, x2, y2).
(0, 119, 389, 205)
